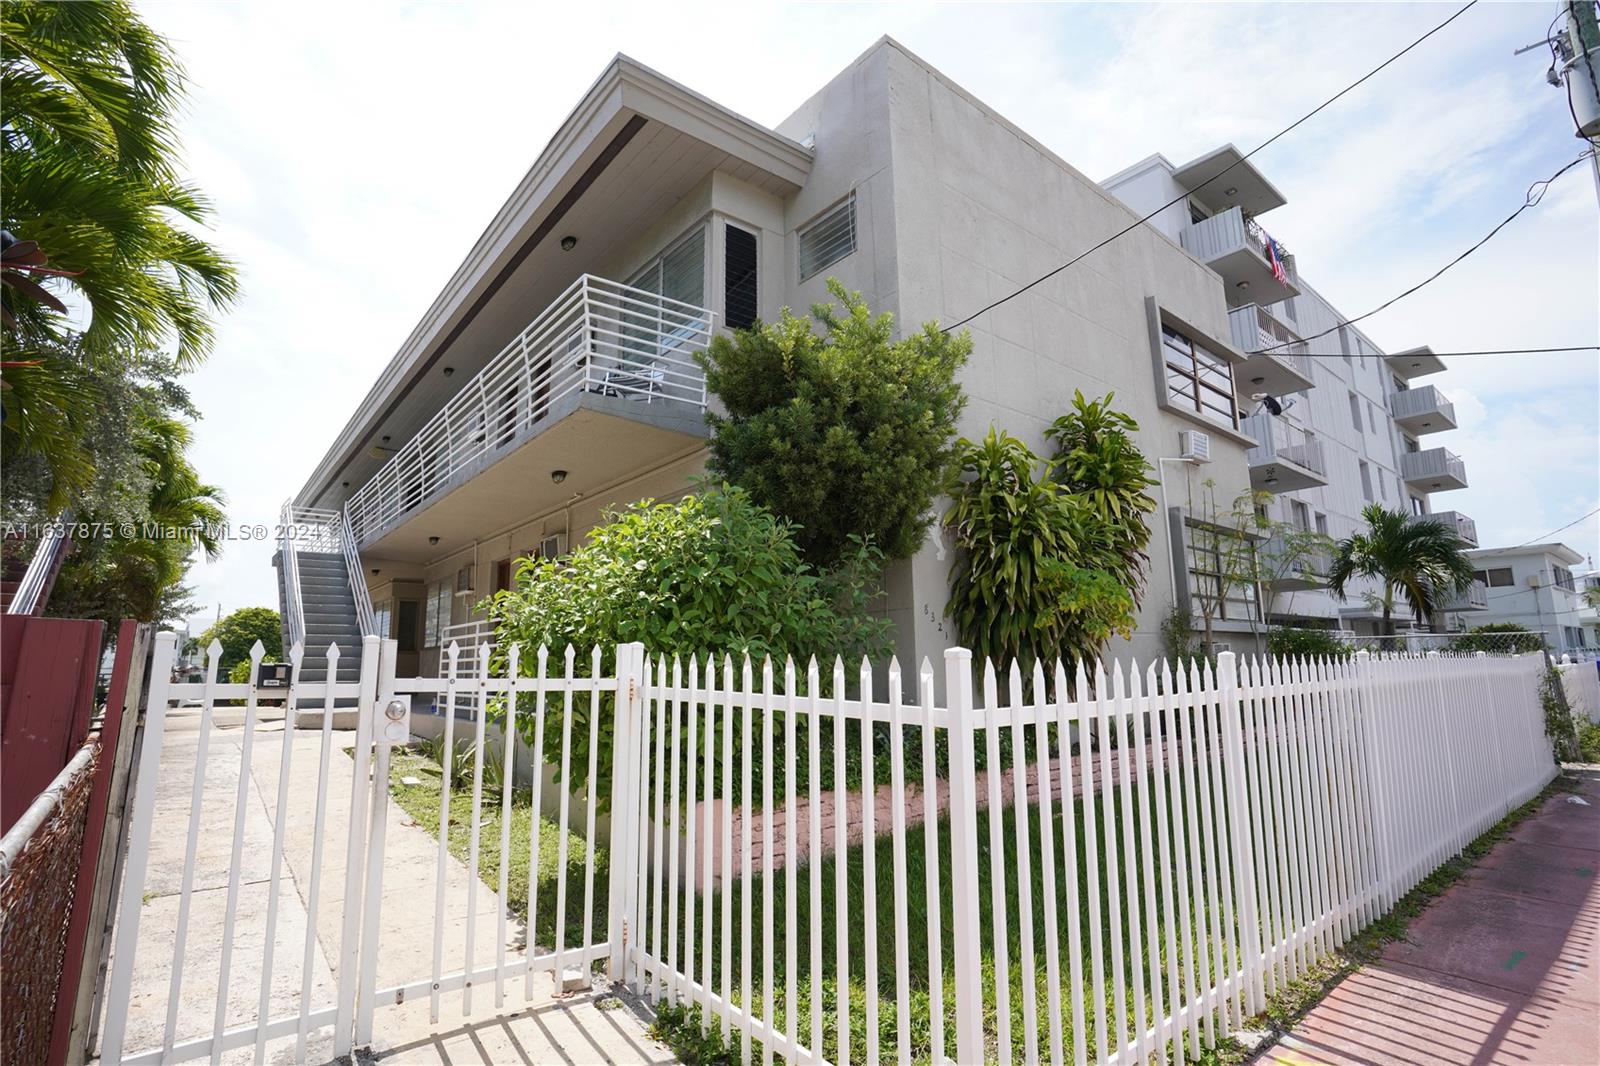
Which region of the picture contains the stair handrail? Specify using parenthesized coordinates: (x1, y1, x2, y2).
(8, 512, 73, 616)
(338, 507, 377, 638)
(279, 500, 306, 649)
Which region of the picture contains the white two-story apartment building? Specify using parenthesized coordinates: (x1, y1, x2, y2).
(1464, 543, 1592, 655)
(283, 38, 1275, 675)
(1103, 148, 1483, 642)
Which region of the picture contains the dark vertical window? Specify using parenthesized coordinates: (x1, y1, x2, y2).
(725, 224, 758, 331)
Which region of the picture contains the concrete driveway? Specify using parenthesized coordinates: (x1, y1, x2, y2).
(101, 706, 673, 1065)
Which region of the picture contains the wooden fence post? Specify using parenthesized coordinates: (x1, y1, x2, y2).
(943, 647, 985, 1066)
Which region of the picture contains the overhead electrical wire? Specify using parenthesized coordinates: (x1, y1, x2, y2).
(939, 0, 1481, 335)
(1250, 149, 1598, 355)
(1289, 345, 1599, 360)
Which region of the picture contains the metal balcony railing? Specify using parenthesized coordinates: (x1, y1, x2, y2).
(344, 275, 714, 545)
(1241, 412, 1326, 475)
(1443, 579, 1489, 612)
(1183, 207, 1297, 282)
(1401, 447, 1467, 486)
(1411, 509, 1477, 546)
(1389, 384, 1456, 424)
(1227, 304, 1313, 377)
(1261, 532, 1332, 586)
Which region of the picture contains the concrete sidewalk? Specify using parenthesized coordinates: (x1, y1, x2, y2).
(103, 708, 671, 1065)
(1264, 768, 1599, 1066)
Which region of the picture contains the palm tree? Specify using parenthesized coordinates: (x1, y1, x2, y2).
(1326, 504, 1475, 643)
(1, 0, 237, 363)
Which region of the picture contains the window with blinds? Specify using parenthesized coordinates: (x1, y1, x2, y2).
(1161, 324, 1237, 429)
(725, 224, 758, 330)
(797, 194, 856, 281)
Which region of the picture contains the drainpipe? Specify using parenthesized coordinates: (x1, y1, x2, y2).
(1157, 457, 1199, 610)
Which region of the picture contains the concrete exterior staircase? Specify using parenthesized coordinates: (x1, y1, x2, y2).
(274, 549, 365, 721)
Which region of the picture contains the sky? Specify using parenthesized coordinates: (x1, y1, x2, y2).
(128, 0, 1600, 635)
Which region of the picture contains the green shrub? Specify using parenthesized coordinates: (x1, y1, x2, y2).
(1450, 622, 1545, 654)
(1267, 627, 1353, 660)
(699, 279, 969, 566)
(202, 606, 281, 674)
(1046, 390, 1156, 607)
(944, 429, 1134, 671)
(488, 486, 893, 805)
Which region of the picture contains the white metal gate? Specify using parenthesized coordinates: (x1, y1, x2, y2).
(96, 632, 645, 1064)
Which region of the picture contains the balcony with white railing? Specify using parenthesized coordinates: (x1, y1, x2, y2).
(1227, 303, 1314, 397)
(1181, 206, 1300, 307)
(343, 275, 714, 555)
(1389, 384, 1457, 434)
(1241, 412, 1328, 493)
(1442, 579, 1489, 612)
(1400, 447, 1468, 492)
(1411, 509, 1478, 547)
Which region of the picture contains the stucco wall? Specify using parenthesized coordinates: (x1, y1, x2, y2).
(867, 41, 1252, 668)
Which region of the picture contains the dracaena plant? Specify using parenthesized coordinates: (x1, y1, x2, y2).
(944, 428, 1134, 672)
(1046, 390, 1158, 608)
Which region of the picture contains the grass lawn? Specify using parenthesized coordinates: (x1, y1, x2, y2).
(386, 747, 608, 957)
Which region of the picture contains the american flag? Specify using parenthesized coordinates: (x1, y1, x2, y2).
(1266, 238, 1288, 284)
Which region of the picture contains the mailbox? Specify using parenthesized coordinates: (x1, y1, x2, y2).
(256, 661, 291, 689)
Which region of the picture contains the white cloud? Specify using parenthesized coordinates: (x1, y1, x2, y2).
(128, 0, 1598, 627)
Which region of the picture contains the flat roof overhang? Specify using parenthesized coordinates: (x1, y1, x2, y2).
(1249, 456, 1327, 494)
(1236, 351, 1314, 398)
(298, 55, 810, 512)
(1172, 144, 1288, 218)
(1387, 345, 1446, 379)
(358, 392, 707, 563)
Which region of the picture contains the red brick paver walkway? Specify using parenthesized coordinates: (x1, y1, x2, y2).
(1264, 768, 1600, 1066)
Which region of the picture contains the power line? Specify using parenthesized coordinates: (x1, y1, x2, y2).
(1289, 344, 1599, 359)
(1251, 150, 1598, 354)
(940, 0, 1481, 335)
(1511, 504, 1600, 548)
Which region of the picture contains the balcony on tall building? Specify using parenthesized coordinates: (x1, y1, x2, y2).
(1386, 344, 1446, 380)
(1389, 384, 1457, 434)
(1261, 532, 1332, 591)
(1227, 304, 1315, 398)
(1240, 412, 1328, 493)
(1442, 579, 1489, 612)
(1411, 509, 1478, 547)
(1181, 206, 1300, 308)
(1400, 447, 1468, 492)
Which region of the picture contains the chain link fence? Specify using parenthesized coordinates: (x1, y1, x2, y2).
(1, 742, 99, 1066)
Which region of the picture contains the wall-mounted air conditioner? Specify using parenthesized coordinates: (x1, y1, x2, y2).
(1179, 430, 1211, 463)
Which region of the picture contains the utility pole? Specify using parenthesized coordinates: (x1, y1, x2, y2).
(1542, 1, 1600, 207)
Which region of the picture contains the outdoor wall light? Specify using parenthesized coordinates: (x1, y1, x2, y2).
(371, 568, 381, 575)
(428, 536, 440, 545)
(443, 366, 455, 378)
(342, 481, 350, 488)
(551, 469, 568, 484)
(1235, 280, 1250, 290)
(560, 235, 578, 251)
(1224, 187, 1238, 197)
(1251, 376, 1265, 385)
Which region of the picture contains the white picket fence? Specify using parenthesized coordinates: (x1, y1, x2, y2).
(610, 648, 1554, 1066)
(99, 637, 1554, 1066)
(1557, 654, 1600, 724)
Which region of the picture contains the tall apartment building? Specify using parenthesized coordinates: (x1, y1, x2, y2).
(1103, 150, 1486, 641)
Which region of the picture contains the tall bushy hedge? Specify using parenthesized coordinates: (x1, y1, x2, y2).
(488, 486, 892, 802)
(698, 279, 969, 566)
